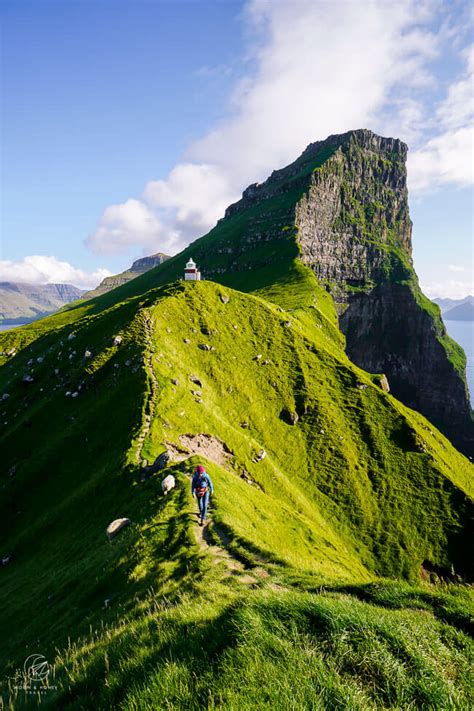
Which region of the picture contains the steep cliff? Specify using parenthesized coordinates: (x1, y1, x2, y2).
(215, 129, 473, 456)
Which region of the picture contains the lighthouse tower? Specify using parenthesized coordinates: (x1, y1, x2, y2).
(184, 258, 201, 281)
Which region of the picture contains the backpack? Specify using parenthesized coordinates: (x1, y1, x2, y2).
(195, 473, 208, 498)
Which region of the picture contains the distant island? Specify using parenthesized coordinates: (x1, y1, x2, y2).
(434, 295, 474, 321)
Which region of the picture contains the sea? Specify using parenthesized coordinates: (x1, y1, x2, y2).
(444, 320, 474, 404)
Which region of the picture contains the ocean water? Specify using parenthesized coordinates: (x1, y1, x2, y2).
(444, 320, 474, 403)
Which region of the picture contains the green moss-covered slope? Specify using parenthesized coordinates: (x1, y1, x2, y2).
(1, 278, 472, 708)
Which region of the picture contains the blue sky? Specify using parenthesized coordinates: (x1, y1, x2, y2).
(1, 0, 473, 297)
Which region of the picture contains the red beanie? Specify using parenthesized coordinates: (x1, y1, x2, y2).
(197, 465, 205, 474)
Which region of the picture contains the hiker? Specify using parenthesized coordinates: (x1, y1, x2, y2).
(191, 465, 214, 526)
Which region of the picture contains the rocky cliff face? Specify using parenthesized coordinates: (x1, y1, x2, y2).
(212, 129, 473, 456)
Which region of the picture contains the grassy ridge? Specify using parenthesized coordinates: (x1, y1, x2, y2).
(1, 276, 473, 709)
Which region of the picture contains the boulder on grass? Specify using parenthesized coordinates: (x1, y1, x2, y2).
(106, 518, 131, 540)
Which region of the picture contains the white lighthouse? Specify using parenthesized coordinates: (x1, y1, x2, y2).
(184, 257, 201, 281)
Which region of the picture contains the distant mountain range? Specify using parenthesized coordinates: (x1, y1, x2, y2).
(83, 252, 169, 299)
(0, 253, 171, 324)
(434, 295, 474, 321)
(0, 282, 84, 324)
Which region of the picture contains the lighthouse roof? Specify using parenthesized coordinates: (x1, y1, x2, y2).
(186, 257, 196, 268)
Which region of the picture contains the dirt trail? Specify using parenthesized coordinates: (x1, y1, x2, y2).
(136, 310, 159, 464)
(192, 518, 257, 584)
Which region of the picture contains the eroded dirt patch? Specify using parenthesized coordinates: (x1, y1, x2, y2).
(167, 433, 233, 468)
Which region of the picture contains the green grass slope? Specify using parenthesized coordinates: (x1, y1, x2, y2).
(1, 278, 472, 709)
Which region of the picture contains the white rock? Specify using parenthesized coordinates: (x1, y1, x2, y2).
(84, 350, 92, 358)
(113, 335, 123, 346)
(106, 517, 131, 539)
(68, 333, 76, 341)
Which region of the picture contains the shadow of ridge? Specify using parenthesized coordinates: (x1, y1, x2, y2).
(46, 598, 245, 709)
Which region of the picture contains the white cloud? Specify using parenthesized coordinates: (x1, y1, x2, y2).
(408, 125, 474, 191)
(0, 256, 111, 290)
(422, 278, 474, 300)
(408, 44, 474, 192)
(87, 1, 473, 258)
(88, 0, 444, 256)
(85, 198, 177, 256)
(448, 264, 470, 273)
(143, 163, 238, 244)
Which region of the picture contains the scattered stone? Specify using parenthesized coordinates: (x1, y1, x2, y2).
(377, 374, 390, 392)
(84, 350, 92, 358)
(240, 470, 253, 483)
(220, 294, 230, 304)
(254, 354, 262, 360)
(240, 421, 250, 429)
(6, 348, 17, 357)
(172, 378, 180, 386)
(189, 375, 202, 387)
(233, 325, 238, 330)
(36, 357, 44, 363)
(253, 449, 266, 463)
(65, 391, 71, 397)
(183, 338, 191, 344)
(114, 363, 120, 369)
(262, 359, 271, 366)
(320, 429, 325, 434)
(284, 321, 292, 327)
(1, 553, 13, 566)
(67, 333, 76, 341)
(54, 369, 60, 375)
(191, 389, 202, 397)
(166, 328, 171, 334)
(199, 344, 212, 351)
(106, 518, 130, 540)
(271, 382, 277, 388)
(161, 474, 176, 495)
(201, 326, 212, 336)
(8, 465, 17, 478)
(356, 383, 368, 390)
(1, 393, 9, 401)
(22, 375, 34, 383)
(281, 408, 299, 425)
(27, 359, 33, 366)
(191, 328, 197, 334)
(113, 335, 123, 346)
(71, 392, 79, 398)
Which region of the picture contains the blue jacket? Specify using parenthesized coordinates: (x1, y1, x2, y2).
(191, 470, 214, 496)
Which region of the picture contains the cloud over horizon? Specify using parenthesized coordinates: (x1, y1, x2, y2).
(91, 0, 466, 257)
(0, 256, 111, 290)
